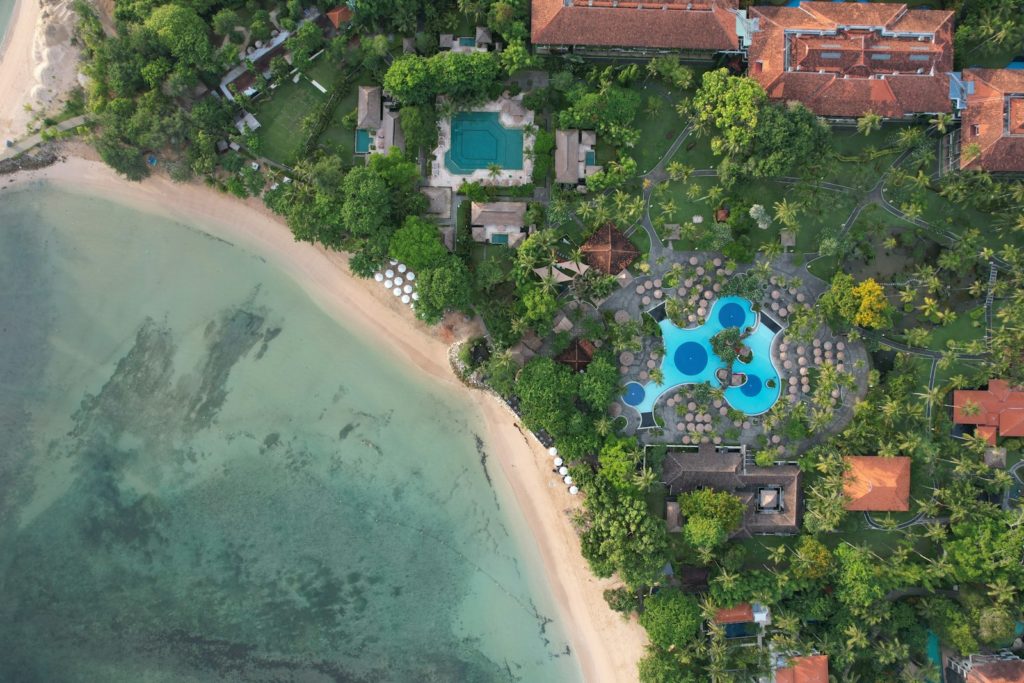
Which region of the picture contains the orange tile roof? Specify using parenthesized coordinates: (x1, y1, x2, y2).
(776, 655, 830, 683)
(325, 7, 351, 29)
(967, 660, 1024, 683)
(747, 2, 953, 118)
(954, 380, 1024, 442)
(960, 69, 1024, 173)
(843, 456, 911, 512)
(713, 603, 754, 624)
(531, 0, 739, 52)
(581, 223, 639, 275)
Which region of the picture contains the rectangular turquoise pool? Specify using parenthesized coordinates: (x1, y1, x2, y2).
(355, 129, 371, 154)
(445, 111, 524, 174)
(458, 37, 476, 46)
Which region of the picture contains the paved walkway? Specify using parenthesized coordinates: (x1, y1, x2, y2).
(1, 116, 90, 162)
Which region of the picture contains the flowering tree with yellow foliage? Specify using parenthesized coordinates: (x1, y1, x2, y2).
(851, 278, 891, 329)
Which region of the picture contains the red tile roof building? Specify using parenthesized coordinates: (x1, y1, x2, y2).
(325, 7, 352, 30)
(953, 379, 1024, 445)
(957, 69, 1024, 173)
(531, 0, 740, 56)
(713, 603, 755, 624)
(776, 655, 830, 683)
(843, 456, 911, 512)
(747, 2, 954, 119)
(965, 660, 1024, 683)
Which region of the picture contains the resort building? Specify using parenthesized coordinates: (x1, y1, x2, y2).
(711, 602, 771, 645)
(662, 445, 802, 537)
(950, 69, 1024, 173)
(531, 0, 743, 58)
(773, 654, 830, 683)
(470, 201, 528, 246)
(555, 129, 602, 187)
(440, 27, 493, 53)
(219, 29, 293, 101)
(324, 6, 352, 31)
(842, 456, 911, 512)
(355, 86, 404, 156)
(580, 224, 639, 276)
(953, 379, 1024, 445)
(746, 2, 954, 120)
(945, 652, 1024, 683)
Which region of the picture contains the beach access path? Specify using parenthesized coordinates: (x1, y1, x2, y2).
(4, 152, 650, 683)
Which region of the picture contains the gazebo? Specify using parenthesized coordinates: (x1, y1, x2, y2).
(555, 338, 597, 373)
(580, 223, 639, 275)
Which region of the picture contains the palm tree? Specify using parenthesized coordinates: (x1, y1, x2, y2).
(856, 112, 883, 137)
(487, 162, 502, 178)
(915, 386, 945, 412)
(773, 198, 801, 228)
(929, 112, 954, 134)
(594, 415, 613, 437)
(632, 466, 657, 491)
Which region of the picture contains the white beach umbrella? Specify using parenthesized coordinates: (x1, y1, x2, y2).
(412, 292, 419, 301)
(401, 294, 410, 304)
(569, 485, 579, 495)
(394, 276, 404, 286)
(384, 279, 393, 288)
(397, 263, 407, 273)
(548, 447, 557, 456)
(553, 457, 563, 467)
(385, 269, 395, 278)
(407, 272, 416, 281)
(403, 284, 413, 294)
(558, 466, 568, 476)
(374, 273, 384, 282)
(563, 475, 573, 485)
(392, 287, 402, 296)
(389, 259, 398, 266)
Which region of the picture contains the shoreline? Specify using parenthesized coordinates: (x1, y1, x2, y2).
(0, 0, 79, 143)
(3, 154, 647, 682)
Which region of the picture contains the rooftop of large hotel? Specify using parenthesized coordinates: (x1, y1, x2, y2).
(959, 69, 1024, 173)
(530, 0, 739, 51)
(953, 379, 1024, 444)
(747, 2, 953, 118)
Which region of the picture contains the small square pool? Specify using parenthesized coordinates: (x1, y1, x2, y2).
(585, 150, 596, 165)
(458, 37, 476, 47)
(491, 233, 509, 245)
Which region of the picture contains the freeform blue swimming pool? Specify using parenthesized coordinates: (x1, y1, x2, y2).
(621, 296, 782, 417)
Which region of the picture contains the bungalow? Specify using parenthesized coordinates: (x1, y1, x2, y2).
(356, 86, 404, 157)
(746, 2, 954, 120)
(946, 653, 1024, 683)
(843, 456, 911, 512)
(711, 602, 771, 644)
(531, 0, 742, 59)
(953, 379, 1024, 445)
(555, 129, 602, 187)
(662, 444, 803, 537)
(952, 69, 1024, 173)
(470, 201, 528, 246)
(773, 654, 829, 683)
(219, 29, 293, 101)
(439, 26, 493, 54)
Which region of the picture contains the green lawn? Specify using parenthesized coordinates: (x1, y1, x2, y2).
(254, 74, 331, 164)
(630, 84, 685, 173)
(319, 84, 360, 162)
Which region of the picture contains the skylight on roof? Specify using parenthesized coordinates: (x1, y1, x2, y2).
(820, 52, 842, 59)
(820, 43, 841, 48)
(910, 45, 931, 51)
(871, 54, 891, 61)
(909, 54, 931, 61)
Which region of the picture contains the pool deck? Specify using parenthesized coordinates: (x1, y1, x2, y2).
(588, 252, 870, 456)
(426, 95, 534, 189)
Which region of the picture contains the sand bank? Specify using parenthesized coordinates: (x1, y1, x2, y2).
(0, 0, 80, 143)
(4, 155, 648, 682)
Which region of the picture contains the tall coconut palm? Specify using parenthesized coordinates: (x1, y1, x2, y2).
(856, 112, 883, 137)
(929, 112, 954, 134)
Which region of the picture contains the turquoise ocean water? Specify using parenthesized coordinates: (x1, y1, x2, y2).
(0, 0, 15, 51)
(0, 185, 581, 682)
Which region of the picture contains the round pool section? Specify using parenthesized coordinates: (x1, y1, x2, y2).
(622, 382, 646, 407)
(674, 341, 709, 376)
(718, 301, 746, 329)
(739, 373, 762, 397)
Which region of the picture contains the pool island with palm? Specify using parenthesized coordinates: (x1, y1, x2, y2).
(621, 296, 782, 427)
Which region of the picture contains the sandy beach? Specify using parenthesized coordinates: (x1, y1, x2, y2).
(2, 155, 648, 682)
(0, 0, 79, 143)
